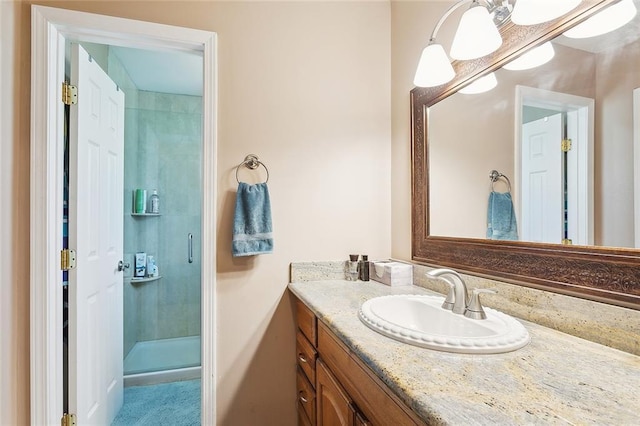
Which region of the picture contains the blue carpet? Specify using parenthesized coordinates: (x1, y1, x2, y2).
(112, 379, 200, 425)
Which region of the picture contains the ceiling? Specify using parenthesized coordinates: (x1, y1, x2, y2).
(110, 46, 203, 96)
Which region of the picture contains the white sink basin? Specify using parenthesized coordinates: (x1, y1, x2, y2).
(358, 294, 530, 354)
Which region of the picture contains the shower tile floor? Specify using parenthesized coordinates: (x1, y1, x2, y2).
(124, 335, 201, 375)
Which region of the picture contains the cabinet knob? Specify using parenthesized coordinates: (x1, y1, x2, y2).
(299, 391, 308, 404)
(298, 353, 308, 363)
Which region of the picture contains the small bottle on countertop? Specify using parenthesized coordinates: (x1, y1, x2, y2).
(346, 254, 359, 281)
(359, 255, 370, 281)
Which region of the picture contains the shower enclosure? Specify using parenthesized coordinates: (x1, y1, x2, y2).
(119, 65, 203, 385)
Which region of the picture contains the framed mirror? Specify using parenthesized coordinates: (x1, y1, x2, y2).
(411, 0, 640, 310)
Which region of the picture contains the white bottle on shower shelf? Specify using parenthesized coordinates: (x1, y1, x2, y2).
(146, 255, 156, 277)
(149, 190, 160, 214)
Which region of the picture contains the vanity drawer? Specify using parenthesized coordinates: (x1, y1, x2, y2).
(296, 298, 317, 347)
(297, 331, 317, 385)
(297, 366, 316, 425)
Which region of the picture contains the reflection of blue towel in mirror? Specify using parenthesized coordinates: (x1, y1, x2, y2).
(487, 191, 518, 240)
(233, 182, 274, 256)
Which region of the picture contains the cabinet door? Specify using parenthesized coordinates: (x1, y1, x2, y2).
(354, 410, 371, 426)
(316, 360, 353, 426)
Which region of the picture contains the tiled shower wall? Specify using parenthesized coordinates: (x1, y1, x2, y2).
(123, 91, 202, 355)
(107, 49, 202, 358)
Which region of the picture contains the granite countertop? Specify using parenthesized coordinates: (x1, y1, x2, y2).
(289, 279, 640, 425)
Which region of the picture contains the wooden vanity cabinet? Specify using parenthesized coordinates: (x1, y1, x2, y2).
(294, 295, 424, 426)
(296, 298, 318, 425)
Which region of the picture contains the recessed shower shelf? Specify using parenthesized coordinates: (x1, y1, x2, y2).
(131, 213, 161, 217)
(130, 275, 162, 284)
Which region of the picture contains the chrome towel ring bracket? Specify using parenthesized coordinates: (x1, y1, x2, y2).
(489, 169, 511, 193)
(236, 154, 270, 184)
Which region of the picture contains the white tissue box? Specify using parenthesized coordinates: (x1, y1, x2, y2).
(370, 261, 413, 286)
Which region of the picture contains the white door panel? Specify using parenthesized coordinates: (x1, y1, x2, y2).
(521, 113, 563, 243)
(69, 43, 124, 425)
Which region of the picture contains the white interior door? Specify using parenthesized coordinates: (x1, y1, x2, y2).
(68, 43, 125, 425)
(521, 113, 563, 243)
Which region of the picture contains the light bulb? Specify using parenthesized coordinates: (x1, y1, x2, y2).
(511, 0, 582, 26)
(503, 42, 555, 71)
(450, 5, 502, 60)
(564, 0, 637, 39)
(413, 43, 455, 87)
(459, 72, 497, 94)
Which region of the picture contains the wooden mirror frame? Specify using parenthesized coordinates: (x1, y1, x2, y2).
(411, 0, 640, 310)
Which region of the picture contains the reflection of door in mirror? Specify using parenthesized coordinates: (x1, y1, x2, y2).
(520, 112, 563, 243)
(516, 86, 595, 246)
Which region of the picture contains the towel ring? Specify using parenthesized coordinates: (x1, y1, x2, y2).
(489, 170, 511, 193)
(236, 154, 269, 184)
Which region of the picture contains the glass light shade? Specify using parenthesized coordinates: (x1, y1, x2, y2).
(450, 5, 503, 60)
(459, 72, 497, 94)
(413, 43, 455, 87)
(511, 0, 582, 25)
(503, 42, 555, 71)
(564, 0, 637, 39)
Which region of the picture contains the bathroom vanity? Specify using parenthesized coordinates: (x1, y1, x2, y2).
(295, 296, 423, 425)
(289, 279, 640, 425)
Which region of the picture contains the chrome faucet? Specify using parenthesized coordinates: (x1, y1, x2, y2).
(427, 268, 497, 319)
(427, 268, 468, 315)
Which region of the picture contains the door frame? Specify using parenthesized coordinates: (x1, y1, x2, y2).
(30, 6, 217, 425)
(515, 85, 594, 245)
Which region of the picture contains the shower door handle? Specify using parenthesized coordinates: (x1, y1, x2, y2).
(188, 233, 193, 263)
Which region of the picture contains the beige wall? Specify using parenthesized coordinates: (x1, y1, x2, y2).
(1, 1, 391, 424)
(391, 1, 451, 260)
(596, 40, 640, 247)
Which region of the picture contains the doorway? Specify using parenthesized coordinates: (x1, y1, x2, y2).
(30, 6, 217, 424)
(515, 85, 595, 246)
(64, 40, 204, 423)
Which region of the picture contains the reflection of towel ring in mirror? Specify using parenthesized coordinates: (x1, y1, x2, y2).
(489, 169, 511, 193)
(236, 154, 270, 184)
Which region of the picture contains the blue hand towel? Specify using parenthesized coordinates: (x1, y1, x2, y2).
(487, 191, 518, 241)
(233, 182, 274, 256)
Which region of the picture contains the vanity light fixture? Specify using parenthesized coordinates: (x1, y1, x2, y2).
(413, 0, 511, 87)
(459, 72, 498, 94)
(503, 41, 555, 70)
(563, 0, 637, 38)
(511, 0, 582, 25)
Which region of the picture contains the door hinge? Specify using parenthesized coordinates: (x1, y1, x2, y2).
(62, 82, 78, 105)
(562, 238, 573, 245)
(61, 249, 77, 271)
(561, 139, 572, 152)
(61, 413, 77, 426)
